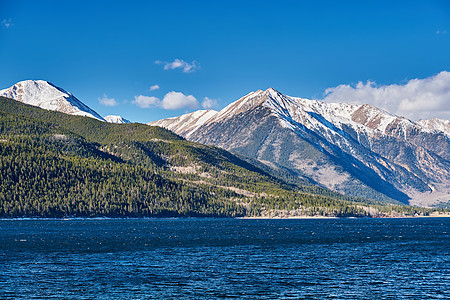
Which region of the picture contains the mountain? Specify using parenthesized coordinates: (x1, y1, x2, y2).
(5, 94, 435, 218)
(104, 115, 131, 124)
(149, 88, 450, 207)
(0, 80, 105, 121)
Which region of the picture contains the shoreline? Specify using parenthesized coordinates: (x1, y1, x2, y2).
(237, 216, 340, 220)
(1, 213, 450, 221)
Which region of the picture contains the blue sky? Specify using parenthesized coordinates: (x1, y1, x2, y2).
(1, 0, 450, 122)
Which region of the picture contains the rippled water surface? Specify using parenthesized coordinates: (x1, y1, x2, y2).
(0, 218, 449, 299)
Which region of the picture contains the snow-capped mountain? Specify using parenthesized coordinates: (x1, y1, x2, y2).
(0, 80, 105, 121)
(104, 115, 131, 124)
(149, 88, 450, 206)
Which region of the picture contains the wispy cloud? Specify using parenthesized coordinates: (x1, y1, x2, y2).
(98, 94, 118, 106)
(202, 97, 219, 109)
(322, 71, 450, 120)
(436, 30, 447, 35)
(133, 91, 198, 110)
(149, 84, 160, 91)
(1, 18, 12, 29)
(155, 59, 200, 73)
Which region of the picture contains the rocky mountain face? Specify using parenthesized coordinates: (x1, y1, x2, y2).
(149, 88, 450, 206)
(0, 80, 105, 121)
(104, 115, 131, 124)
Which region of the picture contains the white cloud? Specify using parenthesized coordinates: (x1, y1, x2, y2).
(322, 71, 450, 120)
(133, 91, 198, 110)
(98, 94, 118, 107)
(132, 95, 161, 108)
(155, 59, 200, 73)
(161, 91, 198, 110)
(202, 97, 219, 109)
(149, 84, 160, 91)
(1, 18, 12, 29)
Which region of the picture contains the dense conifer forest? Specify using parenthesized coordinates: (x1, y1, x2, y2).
(0, 96, 445, 218)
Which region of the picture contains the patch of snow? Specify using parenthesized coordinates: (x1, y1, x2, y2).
(104, 115, 131, 124)
(212, 90, 265, 122)
(148, 109, 218, 139)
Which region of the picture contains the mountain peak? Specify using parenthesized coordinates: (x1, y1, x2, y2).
(265, 87, 278, 93)
(0, 80, 105, 121)
(104, 115, 131, 124)
(11, 80, 68, 95)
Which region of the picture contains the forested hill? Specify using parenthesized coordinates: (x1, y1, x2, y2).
(0, 96, 442, 218)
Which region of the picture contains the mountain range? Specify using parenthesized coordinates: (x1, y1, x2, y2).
(149, 88, 450, 207)
(3, 92, 426, 218)
(1, 80, 449, 208)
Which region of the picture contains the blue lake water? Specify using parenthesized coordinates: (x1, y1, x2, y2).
(0, 218, 448, 299)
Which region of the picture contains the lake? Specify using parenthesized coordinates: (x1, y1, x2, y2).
(0, 218, 448, 299)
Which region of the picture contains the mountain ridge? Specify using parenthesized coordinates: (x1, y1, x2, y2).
(149, 88, 450, 207)
(2, 80, 448, 207)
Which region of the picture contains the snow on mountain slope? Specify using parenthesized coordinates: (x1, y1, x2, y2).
(0, 80, 105, 121)
(263, 88, 416, 141)
(104, 115, 131, 124)
(417, 118, 450, 137)
(149, 88, 450, 206)
(149, 110, 217, 139)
